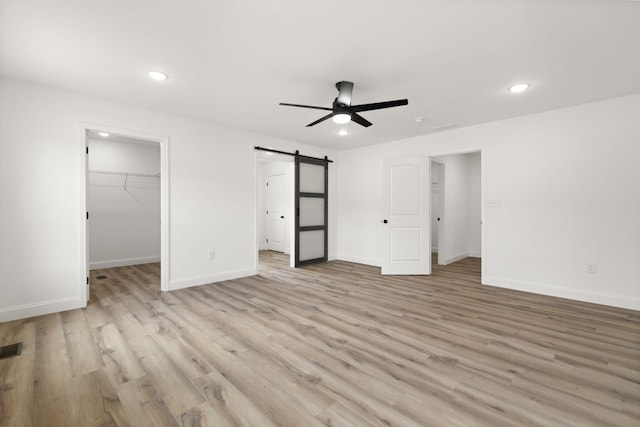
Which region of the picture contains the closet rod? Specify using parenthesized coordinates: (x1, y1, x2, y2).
(89, 170, 160, 178)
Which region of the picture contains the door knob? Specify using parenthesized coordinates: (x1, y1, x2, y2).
(280, 216, 285, 219)
(382, 219, 388, 224)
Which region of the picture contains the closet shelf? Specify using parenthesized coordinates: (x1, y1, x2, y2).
(89, 169, 160, 191)
(89, 169, 160, 178)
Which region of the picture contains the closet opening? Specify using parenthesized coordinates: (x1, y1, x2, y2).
(82, 127, 169, 300)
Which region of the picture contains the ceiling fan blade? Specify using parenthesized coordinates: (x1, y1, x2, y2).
(279, 102, 332, 111)
(336, 81, 354, 106)
(306, 112, 335, 127)
(351, 99, 408, 112)
(350, 113, 373, 127)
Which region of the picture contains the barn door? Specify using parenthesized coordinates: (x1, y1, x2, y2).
(295, 154, 328, 267)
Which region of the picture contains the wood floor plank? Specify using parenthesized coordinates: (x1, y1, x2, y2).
(0, 320, 35, 427)
(62, 310, 103, 377)
(191, 370, 279, 427)
(94, 322, 146, 386)
(31, 314, 80, 426)
(125, 336, 206, 419)
(117, 376, 178, 427)
(74, 368, 129, 426)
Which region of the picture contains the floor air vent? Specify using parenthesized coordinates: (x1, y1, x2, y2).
(96, 275, 107, 280)
(0, 342, 22, 359)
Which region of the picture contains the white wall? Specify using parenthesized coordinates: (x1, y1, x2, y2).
(337, 94, 640, 310)
(0, 77, 337, 322)
(88, 137, 161, 269)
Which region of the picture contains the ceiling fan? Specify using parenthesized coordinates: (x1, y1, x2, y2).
(279, 81, 408, 128)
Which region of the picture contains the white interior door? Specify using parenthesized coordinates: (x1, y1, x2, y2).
(266, 173, 286, 252)
(381, 156, 431, 275)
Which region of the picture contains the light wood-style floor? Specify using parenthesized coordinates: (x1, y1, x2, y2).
(1, 252, 639, 426)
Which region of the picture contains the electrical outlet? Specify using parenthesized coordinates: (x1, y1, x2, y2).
(586, 263, 596, 274)
(209, 250, 216, 260)
(488, 200, 502, 208)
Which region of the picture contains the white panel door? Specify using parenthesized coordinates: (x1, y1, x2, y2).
(266, 173, 286, 252)
(381, 157, 431, 275)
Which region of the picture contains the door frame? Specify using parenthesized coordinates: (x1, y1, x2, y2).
(428, 147, 486, 284)
(255, 151, 295, 268)
(79, 123, 170, 301)
(430, 160, 446, 265)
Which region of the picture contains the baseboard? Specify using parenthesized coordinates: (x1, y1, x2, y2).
(169, 267, 258, 291)
(445, 252, 469, 265)
(468, 250, 481, 258)
(0, 296, 85, 323)
(486, 276, 640, 311)
(336, 254, 381, 267)
(259, 243, 268, 251)
(90, 256, 160, 270)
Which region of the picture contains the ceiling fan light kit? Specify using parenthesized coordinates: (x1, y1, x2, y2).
(332, 113, 351, 124)
(280, 81, 408, 128)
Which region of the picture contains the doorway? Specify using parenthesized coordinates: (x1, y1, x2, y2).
(265, 172, 288, 252)
(82, 125, 169, 300)
(381, 149, 484, 282)
(256, 154, 294, 268)
(430, 151, 482, 269)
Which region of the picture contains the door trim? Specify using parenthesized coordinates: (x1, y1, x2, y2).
(430, 160, 446, 265)
(80, 123, 170, 301)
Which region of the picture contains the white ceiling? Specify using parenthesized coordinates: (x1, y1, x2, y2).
(2, 0, 639, 150)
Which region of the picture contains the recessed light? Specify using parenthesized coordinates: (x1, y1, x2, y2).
(148, 71, 168, 81)
(509, 83, 530, 93)
(98, 132, 110, 137)
(338, 129, 349, 136)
